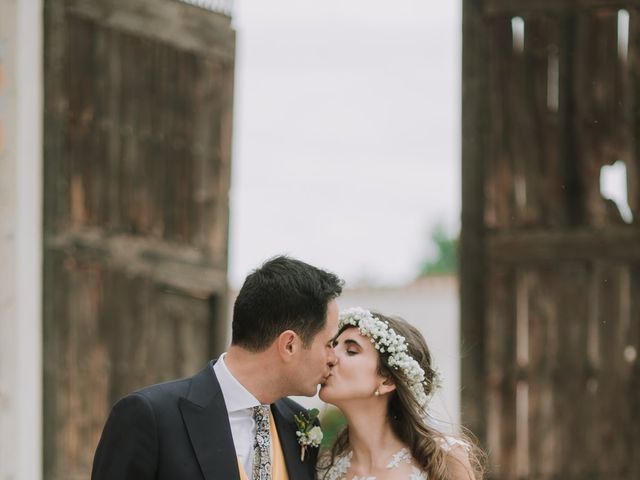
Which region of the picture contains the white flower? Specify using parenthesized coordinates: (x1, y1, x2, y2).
(307, 426, 323, 446)
(294, 409, 322, 460)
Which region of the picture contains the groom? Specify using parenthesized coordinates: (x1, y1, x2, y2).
(91, 255, 343, 480)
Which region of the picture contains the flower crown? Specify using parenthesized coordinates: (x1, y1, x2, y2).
(338, 307, 429, 408)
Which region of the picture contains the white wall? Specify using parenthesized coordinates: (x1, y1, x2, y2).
(0, 0, 43, 478)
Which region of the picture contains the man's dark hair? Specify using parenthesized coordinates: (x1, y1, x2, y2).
(232, 255, 343, 351)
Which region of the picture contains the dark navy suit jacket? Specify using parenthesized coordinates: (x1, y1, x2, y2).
(92, 360, 318, 480)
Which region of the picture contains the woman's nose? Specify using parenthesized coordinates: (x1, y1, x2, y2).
(327, 346, 338, 367)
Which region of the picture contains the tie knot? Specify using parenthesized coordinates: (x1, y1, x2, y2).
(252, 405, 270, 422)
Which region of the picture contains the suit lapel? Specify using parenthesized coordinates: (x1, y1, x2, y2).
(179, 361, 240, 480)
(272, 400, 314, 480)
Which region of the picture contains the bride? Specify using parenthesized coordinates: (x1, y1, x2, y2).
(317, 308, 483, 480)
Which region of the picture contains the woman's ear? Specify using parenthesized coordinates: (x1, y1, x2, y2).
(379, 376, 396, 395)
(277, 330, 299, 361)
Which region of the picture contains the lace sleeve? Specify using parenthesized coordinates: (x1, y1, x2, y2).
(440, 435, 471, 452)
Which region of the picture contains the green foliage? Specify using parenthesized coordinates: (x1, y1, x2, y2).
(319, 407, 347, 453)
(294, 408, 319, 433)
(419, 223, 458, 276)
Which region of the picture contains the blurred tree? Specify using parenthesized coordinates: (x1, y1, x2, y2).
(419, 223, 458, 276)
(319, 407, 347, 452)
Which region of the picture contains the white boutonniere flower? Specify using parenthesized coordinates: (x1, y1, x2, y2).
(294, 408, 322, 461)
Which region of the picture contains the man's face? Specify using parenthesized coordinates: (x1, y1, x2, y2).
(293, 299, 339, 396)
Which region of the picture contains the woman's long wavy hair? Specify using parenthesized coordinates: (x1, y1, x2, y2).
(319, 312, 484, 480)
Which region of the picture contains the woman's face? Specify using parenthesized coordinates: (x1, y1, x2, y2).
(319, 327, 384, 406)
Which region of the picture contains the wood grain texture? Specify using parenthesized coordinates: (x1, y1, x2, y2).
(65, 0, 234, 60)
(462, 2, 640, 479)
(460, 0, 490, 447)
(485, 0, 632, 16)
(43, 1, 234, 478)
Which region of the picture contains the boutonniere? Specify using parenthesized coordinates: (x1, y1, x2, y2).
(294, 408, 322, 461)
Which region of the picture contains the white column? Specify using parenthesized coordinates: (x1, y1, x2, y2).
(0, 0, 43, 478)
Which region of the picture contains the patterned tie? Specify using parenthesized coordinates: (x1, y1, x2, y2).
(252, 405, 272, 480)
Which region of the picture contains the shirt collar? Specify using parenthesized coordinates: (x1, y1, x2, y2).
(213, 353, 262, 413)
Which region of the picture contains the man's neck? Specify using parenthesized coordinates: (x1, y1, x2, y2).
(224, 345, 284, 404)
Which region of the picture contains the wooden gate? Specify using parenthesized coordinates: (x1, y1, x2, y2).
(42, 0, 234, 478)
(461, 1, 640, 478)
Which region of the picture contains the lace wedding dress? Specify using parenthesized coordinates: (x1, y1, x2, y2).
(318, 447, 427, 480)
(317, 437, 468, 480)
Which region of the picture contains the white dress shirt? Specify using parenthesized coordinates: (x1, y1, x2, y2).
(213, 353, 265, 478)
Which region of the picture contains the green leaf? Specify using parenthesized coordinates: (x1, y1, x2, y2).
(293, 413, 305, 430)
(308, 408, 319, 423)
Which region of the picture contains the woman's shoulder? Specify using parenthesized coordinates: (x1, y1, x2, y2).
(439, 435, 471, 452)
(440, 436, 476, 480)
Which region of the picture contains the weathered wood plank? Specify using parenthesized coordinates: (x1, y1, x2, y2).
(629, 266, 640, 478)
(62, 14, 233, 247)
(526, 17, 574, 227)
(105, 25, 123, 229)
(592, 264, 629, 475)
(505, 18, 543, 227)
(208, 57, 235, 262)
(44, 229, 227, 295)
(99, 267, 211, 402)
(43, 0, 70, 231)
(487, 227, 640, 262)
(42, 250, 68, 478)
(574, 10, 630, 227)
(193, 57, 223, 254)
(525, 268, 558, 478)
(485, 17, 515, 229)
(51, 258, 213, 467)
(465, 2, 640, 480)
(45, 252, 216, 480)
(557, 14, 583, 227)
(44, 1, 234, 478)
(630, 8, 640, 220)
(484, 15, 578, 229)
(460, 0, 489, 448)
(515, 17, 549, 227)
(485, 0, 630, 16)
(554, 264, 590, 477)
(65, 0, 234, 61)
(485, 267, 517, 479)
(513, 271, 530, 479)
(66, 16, 97, 227)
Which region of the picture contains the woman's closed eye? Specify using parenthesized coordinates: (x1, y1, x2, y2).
(342, 339, 362, 356)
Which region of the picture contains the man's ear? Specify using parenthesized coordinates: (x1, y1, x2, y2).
(277, 330, 299, 361)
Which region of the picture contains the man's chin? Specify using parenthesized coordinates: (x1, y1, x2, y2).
(295, 384, 320, 397)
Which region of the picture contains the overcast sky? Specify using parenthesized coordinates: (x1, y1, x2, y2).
(228, 1, 461, 288)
